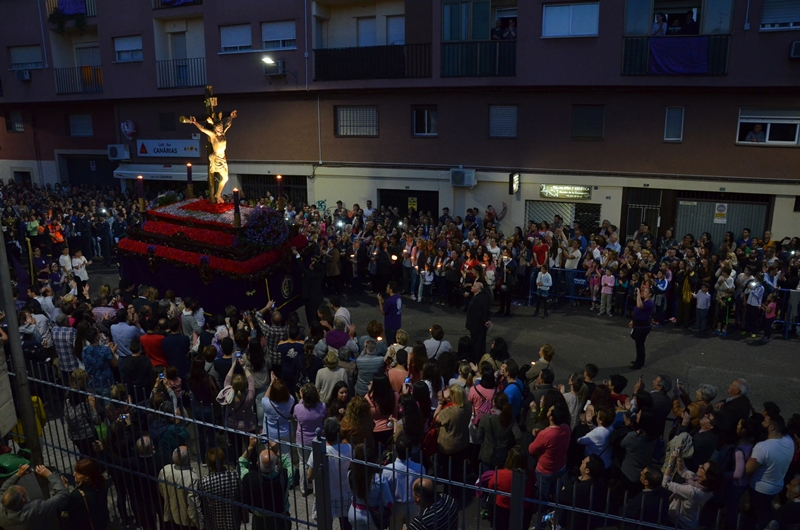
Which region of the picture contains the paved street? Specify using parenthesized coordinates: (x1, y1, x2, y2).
(88, 265, 800, 415)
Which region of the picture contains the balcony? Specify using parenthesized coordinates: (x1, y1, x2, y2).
(313, 44, 431, 81)
(622, 35, 730, 75)
(46, 0, 97, 17)
(156, 58, 206, 89)
(54, 66, 103, 94)
(441, 40, 516, 77)
(153, 0, 202, 9)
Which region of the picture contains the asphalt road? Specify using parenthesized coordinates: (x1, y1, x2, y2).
(87, 265, 800, 416)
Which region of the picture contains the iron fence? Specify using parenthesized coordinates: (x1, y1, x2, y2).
(1, 358, 761, 530)
(54, 66, 103, 95)
(440, 40, 516, 77)
(153, 0, 202, 9)
(156, 57, 206, 89)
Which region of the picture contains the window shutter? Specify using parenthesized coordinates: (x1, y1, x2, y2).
(114, 36, 142, 52)
(220, 25, 252, 50)
(543, 5, 571, 36)
(69, 115, 93, 137)
(9, 46, 42, 67)
(761, 0, 800, 27)
(262, 21, 296, 43)
(489, 105, 517, 138)
(664, 107, 684, 141)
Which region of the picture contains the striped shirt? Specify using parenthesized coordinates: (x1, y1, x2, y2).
(408, 494, 459, 530)
(52, 325, 79, 372)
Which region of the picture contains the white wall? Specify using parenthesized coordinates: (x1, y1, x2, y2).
(0, 159, 58, 186)
(771, 196, 800, 240)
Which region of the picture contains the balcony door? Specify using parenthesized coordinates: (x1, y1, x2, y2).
(75, 45, 101, 92)
(170, 32, 188, 87)
(357, 17, 376, 47)
(387, 15, 405, 45)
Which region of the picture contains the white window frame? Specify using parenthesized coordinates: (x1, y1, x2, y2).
(220, 24, 253, 53)
(114, 35, 143, 63)
(488, 105, 518, 139)
(68, 114, 93, 137)
(412, 106, 438, 137)
(664, 106, 684, 142)
(542, 2, 600, 38)
(6, 110, 24, 133)
(9, 45, 43, 70)
(737, 109, 800, 147)
(335, 106, 379, 137)
(261, 21, 297, 50)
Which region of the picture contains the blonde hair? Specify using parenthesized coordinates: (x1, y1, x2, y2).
(541, 343, 555, 362)
(449, 384, 467, 407)
(395, 329, 409, 346)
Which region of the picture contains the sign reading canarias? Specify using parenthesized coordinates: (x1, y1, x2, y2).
(137, 139, 201, 158)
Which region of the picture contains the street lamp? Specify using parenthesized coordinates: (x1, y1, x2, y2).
(262, 56, 298, 84)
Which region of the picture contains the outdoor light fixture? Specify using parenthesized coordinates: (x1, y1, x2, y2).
(262, 56, 297, 84)
(262, 57, 275, 65)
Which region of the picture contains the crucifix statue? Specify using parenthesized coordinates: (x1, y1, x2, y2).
(181, 86, 237, 203)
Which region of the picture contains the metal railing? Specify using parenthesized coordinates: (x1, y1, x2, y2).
(153, 0, 202, 9)
(313, 43, 432, 81)
(47, 0, 97, 17)
(156, 57, 206, 89)
(3, 359, 752, 530)
(441, 40, 516, 77)
(54, 66, 103, 94)
(622, 35, 730, 75)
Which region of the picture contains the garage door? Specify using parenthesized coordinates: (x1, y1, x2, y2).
(675, 200, 768, 247)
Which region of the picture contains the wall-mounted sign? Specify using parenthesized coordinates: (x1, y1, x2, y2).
(539, 184, 592, 200)
(136, 139, 201, 158)
(509, 172, 520, 195)
(714, 203, 728, 224)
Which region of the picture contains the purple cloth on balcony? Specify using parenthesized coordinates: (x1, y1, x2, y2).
(58, 0, 87, 15)
(648, 36, 709, 74)
(162, 0, 196, 5)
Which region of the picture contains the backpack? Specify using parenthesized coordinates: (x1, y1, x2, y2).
(472, 386, 496, 426)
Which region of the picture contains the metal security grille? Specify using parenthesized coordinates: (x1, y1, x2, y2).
(68, 114, 93, 137)
(335, 106, 378, 137)
(240, 174, 308, 205)
(525, 200, 602, 232)
(676, 200, 768, 245)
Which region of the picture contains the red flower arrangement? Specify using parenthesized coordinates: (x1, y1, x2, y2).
(141, 220, 236, 247)
(118, 235, 307, 275)
(180, 200, 235, 214)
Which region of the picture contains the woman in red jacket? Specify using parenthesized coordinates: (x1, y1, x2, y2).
(528, 404, 571, 528)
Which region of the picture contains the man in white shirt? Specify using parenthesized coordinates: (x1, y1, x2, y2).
(383, 434, 425, 529)
(606, 233, 622, 254)
(363, 200, 375, 219)
(329, 296, 351, 327)
(423, 324, 452, 360)
(746, 414, 795, 530)
(71, 249, 92, 292)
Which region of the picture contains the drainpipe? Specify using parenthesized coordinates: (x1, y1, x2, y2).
(744, 0, 751, 31)
(317, 93, 322, 165)
(37, 0, 50, 68)
(304, 0, 310, 91)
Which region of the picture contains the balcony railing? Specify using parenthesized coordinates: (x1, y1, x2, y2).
(441, 40, 516, 77)
(46, 0, 97, 17)
(153, 0, 202, 9)
(156, 57, 206, 89)
(314, 43, 431, 81)
(622, 35, 730, 75)
(54, 66, 103, 94)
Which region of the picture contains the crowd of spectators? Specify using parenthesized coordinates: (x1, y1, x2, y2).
(0, 183, 799, 530)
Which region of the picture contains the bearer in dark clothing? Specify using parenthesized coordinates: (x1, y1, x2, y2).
(293, 246, 324, 326)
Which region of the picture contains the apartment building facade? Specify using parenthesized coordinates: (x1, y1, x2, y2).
(1, 0, 800, 238)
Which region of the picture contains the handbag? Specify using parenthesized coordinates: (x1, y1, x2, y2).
(421, 425, 440, 457)
(369, 504, 392, 530)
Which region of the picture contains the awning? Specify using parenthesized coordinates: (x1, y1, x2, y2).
(113, 163, 207, 181)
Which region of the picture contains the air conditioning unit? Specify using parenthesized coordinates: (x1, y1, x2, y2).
(264, 59, 287, 76)
(791, 41, 800, 59)
(450, 168, 476, 187)
(108, 144, 131, 161)
(15, 69, 31, 81)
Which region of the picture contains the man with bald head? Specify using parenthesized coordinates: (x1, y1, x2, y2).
(0, 464, 67, 530)
(408, 478, 459, 530)
(157, 446, 198, 529)
(465, 281, 492, 360)
(242, 445, 290, 530)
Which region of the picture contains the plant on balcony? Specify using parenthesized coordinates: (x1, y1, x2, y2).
(48, 7, 87, 34)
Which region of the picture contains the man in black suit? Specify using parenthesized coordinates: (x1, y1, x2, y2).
(716, 378, 752, 443)
(465, 281, 491, 359)
(624, 466, 671, 528)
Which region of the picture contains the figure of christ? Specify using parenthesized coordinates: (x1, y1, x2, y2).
(188, 110, 237, 202)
